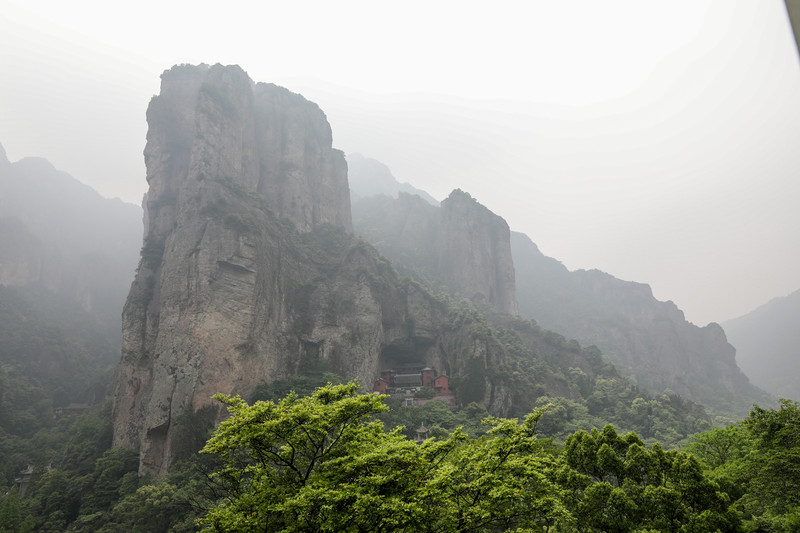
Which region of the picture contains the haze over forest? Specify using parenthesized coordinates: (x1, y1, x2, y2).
(2, 0, 800, 326)
(4, 5, 800, 530)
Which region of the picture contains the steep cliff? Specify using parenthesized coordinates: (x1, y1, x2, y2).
(352, 192, 440, 273)
(0, 217, 58, 289)
(115, 65, 718, 475)
(141, 64, 351, 237)
(437, 190, 517, 315)
(113, 65, 513, 475)
(349, 155, 766, 419)
(511, 231, 771, 417)
(352, 190, 518, 315)
(723, 289, 800, 401)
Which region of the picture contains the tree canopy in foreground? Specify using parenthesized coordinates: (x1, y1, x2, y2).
(197, 381, 739, 533)
(8, 383, 799, 532)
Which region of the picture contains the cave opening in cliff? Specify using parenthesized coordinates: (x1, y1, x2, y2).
(379, 342, 431, 374)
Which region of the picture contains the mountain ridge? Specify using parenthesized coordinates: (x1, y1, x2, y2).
(0, 142, 142, 330)
(114, 64, 521, 474)
(723, 288, 800, 401)
(347, 152, 439, 205)
(350, 157, 771, 418)
(114, 64, 716, 476)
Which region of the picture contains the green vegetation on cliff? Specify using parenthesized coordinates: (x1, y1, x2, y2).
(352, 189, 772, 421)
(0, 286, 118, 482)
(4, 381, 799, 531)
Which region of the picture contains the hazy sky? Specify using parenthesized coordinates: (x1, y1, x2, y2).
(2, 0, 799, 327)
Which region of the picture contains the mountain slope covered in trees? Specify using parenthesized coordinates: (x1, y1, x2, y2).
(510, 231, 772, 418)
(1, 65, 793, 531)
(351, 165, 772, 420)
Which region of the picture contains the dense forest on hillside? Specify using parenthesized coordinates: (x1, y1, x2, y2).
(1, 59, 795, 530)
(0, 253, 793, 532)
(350, 193, 773, 422)
(0, 208, 770, 531)
(0, 278, 786, 532)
(1, 378, 797, 532)
(0, 288, 117, 485)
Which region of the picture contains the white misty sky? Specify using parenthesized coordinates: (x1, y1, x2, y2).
(1, 0, 799, 327)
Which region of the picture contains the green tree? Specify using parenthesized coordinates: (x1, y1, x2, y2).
(198, 381, 572, 532)
(106, 483, 184, 532)
(0, 488, 33, 533)
(686, 424, 750, 469)
(563, 425, 740, 532)
(426, 414, 572, 531)
(199, 380, 415, 531)
(0, 489, 22, 533)
(76, 447, 139, 516)
(736, 400, 800, 530)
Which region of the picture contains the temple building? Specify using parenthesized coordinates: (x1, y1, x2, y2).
(372, 366, 455, 406)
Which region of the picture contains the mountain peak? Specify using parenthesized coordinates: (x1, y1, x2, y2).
(347, 152, 438, 206)
(723, 288, 800, 401)
(511, 232, 771, 415)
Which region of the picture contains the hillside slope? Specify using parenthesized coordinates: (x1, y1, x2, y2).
(350, 157, 771, 418)
(0, 143, 141, 331)
(723, 289, 800, 401)
(114, 64, 711, 477)
(512, 232, 771, 417)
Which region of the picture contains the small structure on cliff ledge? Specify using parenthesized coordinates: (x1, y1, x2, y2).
(112, 63, 510, 477)
(373, 366, 455, 406)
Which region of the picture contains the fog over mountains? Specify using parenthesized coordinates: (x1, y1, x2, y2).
(3, 2, 799, 327)
(2, 4, 800, 530)
(0, 143, 141, 331)
(723, 289, 800, 402)
(347, 153, 438, 206)
(0, 62, 776, 476)
(349, 157, 776, 414)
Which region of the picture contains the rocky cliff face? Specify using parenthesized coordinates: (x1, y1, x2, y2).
(723, 289, 800, 401)
(437, 190, 517, 315)
(352, 189, 518, 315)
(113, 65, 511, 475)
(511, 231, 771, 416)
(0, 217, 58, 289)
(352, 192, 440, 273)
(142, 64, 351, 237)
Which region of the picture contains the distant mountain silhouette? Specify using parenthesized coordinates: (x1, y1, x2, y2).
(723, 289, 800, 401)
(0, 142, 142, 331)
(349, 153, 771, 418)
(511, 231, 771, 417)
(347, 152, 439, 205)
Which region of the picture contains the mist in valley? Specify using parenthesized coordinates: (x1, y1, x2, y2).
(2, 2, 800, 531)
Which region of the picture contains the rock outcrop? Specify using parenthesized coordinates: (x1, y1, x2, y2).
(352, 189, 518, 315)
(113, 65, 512, 475)
(511, 231, 771, 416)
(351, 156, 769, 418)
(437, 190, 517, 315)
(142, 64, 351, 237)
